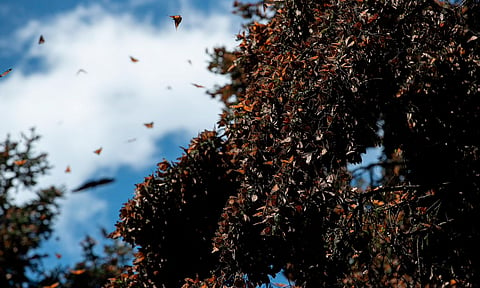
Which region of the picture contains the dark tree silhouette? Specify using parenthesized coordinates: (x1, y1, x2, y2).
(108, 0, 480, 287)
(0, 129, 63, 287)
(0, 130, 131, 288)
(0, 130, 62, 287)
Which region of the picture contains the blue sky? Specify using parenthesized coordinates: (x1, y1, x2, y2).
(0, 0, 251, 273)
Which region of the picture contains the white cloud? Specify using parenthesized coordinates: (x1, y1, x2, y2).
(0, 2, 240, 260)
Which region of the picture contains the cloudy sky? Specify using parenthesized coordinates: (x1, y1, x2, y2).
(0, 0, 253, 272)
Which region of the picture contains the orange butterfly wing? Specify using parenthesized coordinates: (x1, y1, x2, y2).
(43, 282, 60, 288)
(70, 269, 86, 275)
(14, 159, 27, 166)
(0, 68, 12, 78)
(93, 147, 103, 155)
(144, 122, 154, 128)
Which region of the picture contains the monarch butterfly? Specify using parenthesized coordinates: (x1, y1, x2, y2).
(191, 83, 205, 88)
(93, 147, 102, 155)
(76, 69, 87, 75)
(43, 282, 60, 288)
(130, 56, 139, 62)
(169, 15, 182, 30)
(144, 122, 154, 128)
(39, 35, 45, 44)
(0, 68, 12, 78)
(65, 166, 71, 173)
(14, 159, 27, 166)
(70, 269, 86, 275)
(72, 178, 114, 192)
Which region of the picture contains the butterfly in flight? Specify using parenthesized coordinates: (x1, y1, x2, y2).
(72, 177, 115, 192)
(65, 165, 71, 173)
(169, 15, 182, 30)
(144, 122, 154, 128)
(93, 147, 103, 155)
(38, 35, 45, 44)
(0, 68, 12, 78)
(130, 56, 139, 63)
(76, 69, 87, 75)
(191, 83, 205, 88)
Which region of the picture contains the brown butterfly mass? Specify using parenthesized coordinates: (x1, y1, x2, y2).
(169, 15, 182, 30)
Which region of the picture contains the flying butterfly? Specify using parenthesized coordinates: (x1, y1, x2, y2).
(72, 177, 115, 192)
(130, 56, 139, 63)
(38, 35, 45, 44)
(65, 165, 71, 173)
(0, 68, 12, 78)
(191, 83, 205, 88)
(169, 15, 182, 30)
(76, 69, 87, 75)
(144, 122, 154, 128)
(93, 147, 103, 155)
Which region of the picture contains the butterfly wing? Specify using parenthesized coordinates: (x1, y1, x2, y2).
(170, 15, 182, 29)
(0, 68, 12, 78)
